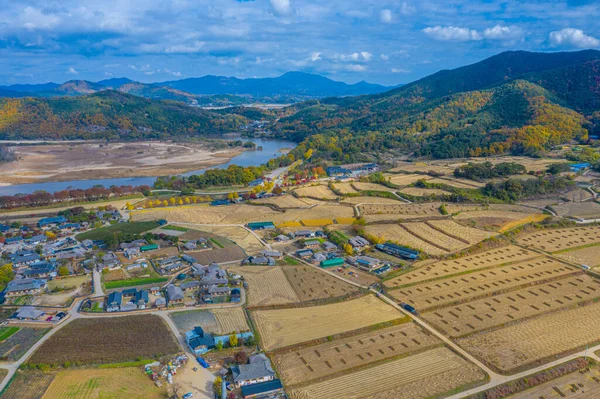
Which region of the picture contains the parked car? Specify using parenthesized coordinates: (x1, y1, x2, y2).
(183, 393, 193, 399)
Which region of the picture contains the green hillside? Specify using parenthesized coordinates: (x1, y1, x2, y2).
(0, 90, 248, 140)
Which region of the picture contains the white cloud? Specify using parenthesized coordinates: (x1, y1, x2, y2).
(270, 0, 292, 16)
(380, 54, 389, 60)
(400, 1, 416, 15)
(391, 68, 411, 73)
(67, 67, 78, 75)
(346, 64, 366, 72)
(165, 41, 205, 54)
(380, 9, 393, 23)
(423, 26, 482, 41)
(360, 51, 372, 61)
(483, 25, 522, 40)
(310, 52, 321, 61)
(548, 28, 600, 48)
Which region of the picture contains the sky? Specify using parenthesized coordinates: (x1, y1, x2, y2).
(0, 0, 599, 86)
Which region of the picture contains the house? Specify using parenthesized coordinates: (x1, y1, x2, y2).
(246, 256, 275, 266)
(312, 253, 326, 263)
(135, 289, 149, 309)
(375, 243, 419, 260)
(348, 255, 381, 271)
(247, 222, 276, 230)
(155, 297, 167, 308)
(185, 326, 215, 355)
(38, 216, 67, 228)
(232, 353, 276, 387)
(183, 241, 197, 250)
(26, 234, 47, 245)
(323, 241, 338, 251)
(21, 261, 57, 279)
(14, 306, 45, 320)
(102, 252, 120, 269)
(274, 234, 290, 242)
(5, 278, 46, 296)
(181, 281, 202, 291)
(304, 239, 321, 249)
(181, 254, 195, 264)
(349, 236, 370, 248)
(5, 236, 23, 245)
(124, 247, 141, 259)
(163, 262, 185, 273)
(10, 250, 41, 267)
(122, 288, 137, 298)
(320, 258, 345, 268)
(231, 288, 241, 302)
(261, 250, 282, 258)
(166, 284, 184, 304)
(106, 291, 123, 312)
(295, 249, 313, 259)
(294, 230, 314, 238)
(208, 285, 231, 297)
(241, 380, 283, 399)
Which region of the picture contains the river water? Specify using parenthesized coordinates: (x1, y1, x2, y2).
(0, 137, 296, 196)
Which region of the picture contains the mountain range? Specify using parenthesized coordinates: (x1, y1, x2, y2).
(0, 72, 394, 105)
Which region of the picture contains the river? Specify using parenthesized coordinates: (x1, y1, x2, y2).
(0, 137, 296, 196)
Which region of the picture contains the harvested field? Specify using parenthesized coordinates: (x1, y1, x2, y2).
(563, 188, 594, 202)
(288, 346, 486, 399)
(428, 219, 495, 244)
(364, 224, 448, 255)
(187, 245, 247, 264)
(423, 273, 597, 337)
(341, 196, 401, 205)
(294, 185, 338, 199)
(553, 201, 600, 219)
(0, 327, 49, 361)
(212, 308, 250, 334)
(390, 257, 579, 310)
(384, 245, 539, 288)
(446, 203, 536, 215)
(360, 203, 441, 219)
(228, 266, 299, 306)
(429, 177, 485, 188)
(273, 323, 440, 386)
(517, 225, 600, 252)
(453, 210, 531, 221)
(387, 173, 434, 186)
(331, 182, 359, 194)
(132, 204, 279, 224)
(403, 221, 470, 252)
(352, 182, 396, 192)
(191, 225, 264, 254)
(458, 300, 600, 373)
(282, 265, 358, 301)
(498, 214, 549, 232)
(1, 371, 56, 399)
(252, 295, 403, 350)
(556, 245, 600, 267)
(252, 195, 317, 208)
(103, 268, 128, 282)
(400, 187, 451, 196)
(29, 315, 180, 365)
(42, 367, 167, 399)
(170, 309, 219, 334)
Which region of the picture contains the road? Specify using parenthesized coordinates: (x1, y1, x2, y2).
(92, 267, 104, 297)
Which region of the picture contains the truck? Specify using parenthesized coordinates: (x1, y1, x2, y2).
(196, 357, 210, 368)
(400, 302, 418, 315)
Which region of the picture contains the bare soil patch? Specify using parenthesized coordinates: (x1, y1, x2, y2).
(228, 266, 300, 306)
(282, 265, 358, 301)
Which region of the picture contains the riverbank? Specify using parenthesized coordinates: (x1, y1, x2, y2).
(0, 142, 243, 185)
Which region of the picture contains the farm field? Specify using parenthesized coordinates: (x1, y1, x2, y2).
(331, 182, 359, 194)
(364, 223, 449, 255)
(0, 327, 49, 361)
(288, 346, 486, 399)
(252, 295, 404, 351)
(42, 367, 167, 399)
(228, 266, 300, 306)
(508, 362, 600, 398)
(211, 308, 250, 334)
(556, 245, 600, 267)
(102, 268, 128, 282)
(252, 195, 317, 208)
(294, 185, 338, 199)
(428, 219, 495, 244)
(553, 201, 600, 219)
(28, 315, 179, 365)
(273, 322, 440, 386)
(517, 225, 600, 252)
(191, 225, 264, 254)
(360, 202, 442, 219)
(428, 177, 486, 188)
(170, 309, 219, 334)
(400, 187, 451, 196)
(446, 203, 536, 214)
(423, 273, 598, 337)
(386, 173, 434, 186)
(341, 196, 401, 205)
(498, 214, 549, 233)
(384, 245, 539, 288)
(390, 162, 454, 175)
(390, 257, 579, 310)
(75, 221, 159, 242)
(352, 182, 396, 192)
(46, 275, 89, 290)
(282, 265, 358, 301)
(403, 221, 471, 252)
(187, 245, 247, 264)
(457, 300, 600, 373)
(1, 371, 56, 399)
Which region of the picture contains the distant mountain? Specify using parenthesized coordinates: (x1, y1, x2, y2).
(0, 91, 248, 140)
(49, 80, 106, 96)
(0, 88, 35, 98)
(158, 71, 393, 97)
(96, 77, 135, 87)
(274, 50, 600, 160)
(0, 82, 59, 93)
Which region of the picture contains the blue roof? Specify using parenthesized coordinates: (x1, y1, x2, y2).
(241, 380, 283, 397)
(38, 216, 67, 227)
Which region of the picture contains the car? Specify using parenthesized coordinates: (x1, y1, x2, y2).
(183, 393, 193, 399)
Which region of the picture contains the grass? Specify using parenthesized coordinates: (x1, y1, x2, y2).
(210, 238, 225, 248)
(160, 225, 189, 232)
(76, 221, 159, 242)
(0, 327, 19, 341)
(104, 276, 169, 289)
(11, 296, 33, 305)
(283, 256, 300, 265)
(334, 230, 350, 240)
(0, 194, 144, 214)
(47, 275, 89, 290)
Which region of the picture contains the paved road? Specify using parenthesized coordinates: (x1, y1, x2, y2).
(92, 267, 104, 297)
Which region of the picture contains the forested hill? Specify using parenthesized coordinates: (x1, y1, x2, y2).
(275, 50, 600, 161)
(0, 90, 248, 140)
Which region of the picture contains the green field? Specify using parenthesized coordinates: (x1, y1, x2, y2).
(160, 225, 189, 232)
(283, 256, 300, 265)
(104, 277, 169, 289)
(210, 238, 225, 248)
(0, 327, 19, 341)
(76, 221, 159, 242)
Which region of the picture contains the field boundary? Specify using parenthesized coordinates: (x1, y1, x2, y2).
(246, 289, 368, 311)
(425, 220, 470, 244)
(399, 223, 451, 253)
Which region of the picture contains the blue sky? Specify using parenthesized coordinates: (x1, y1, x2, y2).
(0, 0, 599, 86)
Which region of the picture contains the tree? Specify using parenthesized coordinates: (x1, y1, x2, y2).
(184, 197, 191, 204)
(45, 231, 56, 239)
(273, 186, 283, 195)
(216, 340, 223, 351)
(229, 333, 239, 347)
(343, 243, 353, 255)
(169, 197, 176, 206)
(304, 148, 314, 159)
(233, 350, 248, 364)
(0, 263, 14, 291)
(58, 266, 70, 276)
(177, 198, 184, 205)
(213, 376, 223, 397)
(163, 200, 169, 207)
(125, 202, 134, 211)
(227, 191, 239, 201)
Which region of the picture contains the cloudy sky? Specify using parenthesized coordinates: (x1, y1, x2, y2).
(0, 0, 599, 86)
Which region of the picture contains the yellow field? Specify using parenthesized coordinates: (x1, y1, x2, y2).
(212, 308, 250, 334)
(252, 295, 404, 350)
(294, 185, 338, 199)
(332, 182, 359, 194)
(288, 347, 485, 399)
(335, 217, 356, 224)
(228, 266, 300, 306)
(42, 367, 166, 399)
(275, 221, 303, 227)
(301, 218, 335, 226)
(498, 214, 549, 232)
(352, 182, 396, 192)
(252, 195, 317, 208)
(386, 173, 434, 186)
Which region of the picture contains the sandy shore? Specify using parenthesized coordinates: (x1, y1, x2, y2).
(0, 142, 243, 184)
